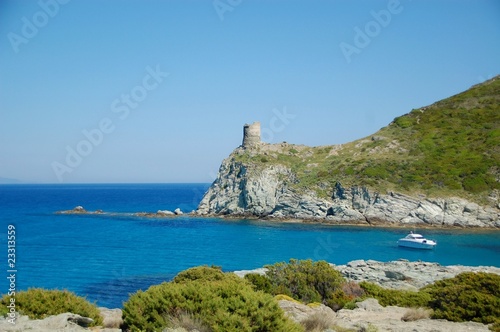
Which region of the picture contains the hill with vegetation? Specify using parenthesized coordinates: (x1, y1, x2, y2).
(240, 76, 499, 202)
(197, 76, 499, 227)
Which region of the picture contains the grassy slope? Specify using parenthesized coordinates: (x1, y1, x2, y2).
(235, 76, 500, 204)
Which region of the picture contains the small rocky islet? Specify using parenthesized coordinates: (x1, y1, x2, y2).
(56, 206, 185, 218)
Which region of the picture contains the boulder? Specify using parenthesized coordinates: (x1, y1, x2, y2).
(384, 270, 407, 281)
(99, 307, 123, 329)
(157, 210, 175, 216)
(278, 299, 335, 323)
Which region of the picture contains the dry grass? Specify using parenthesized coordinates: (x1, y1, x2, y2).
(301, 312, 335, 332)
(168, 312, 212, 332)
(401, 307, 432, 322)
(102, 316, 123, 329)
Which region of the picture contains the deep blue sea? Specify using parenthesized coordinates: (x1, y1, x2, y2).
(1, 184, 499, 308)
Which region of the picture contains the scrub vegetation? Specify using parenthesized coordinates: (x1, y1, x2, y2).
(0, 288, 103, 326)
(2, 261, 499, 331)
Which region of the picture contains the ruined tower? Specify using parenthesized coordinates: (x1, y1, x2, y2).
(242, 122, 261, 148)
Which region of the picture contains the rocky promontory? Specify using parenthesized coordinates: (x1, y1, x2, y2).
(196, 144, 499, 227)
(196, 77, 500, 228)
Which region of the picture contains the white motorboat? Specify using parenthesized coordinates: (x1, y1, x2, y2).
(397, 232, 437, 249)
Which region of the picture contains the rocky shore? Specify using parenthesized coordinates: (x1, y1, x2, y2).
(234, 259, 500, 291)
(4, 260, 496, 331)
(279, 298, 492, 332)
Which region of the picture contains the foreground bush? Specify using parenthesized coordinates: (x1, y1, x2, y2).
(359, 282, 431, 308)
(0, 288, 102, 326)
(247, 259, 351, 311)
(123, 266, 303, 332)
(422, 272, 500, 325)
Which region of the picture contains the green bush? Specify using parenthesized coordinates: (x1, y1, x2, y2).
(172, 265, 225, 283)
(359, 282, 431, 308)
(244, 273, 273, 293)
(394, 115, 413, 128)
(122, 266, 303, 332)
(261, 259, 348, 310)
(421, 272, 500, 325)
(0, 288, 102, 326)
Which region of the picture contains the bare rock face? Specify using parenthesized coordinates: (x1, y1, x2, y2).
(197, 150, 289, 216)
(327, 183, 500, 227)
(197, 149, 331, 218)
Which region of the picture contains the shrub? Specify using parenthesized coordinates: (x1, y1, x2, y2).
(122, 266, 303, 332)
(359, 282, 431, 308)
(0, 288, 102, 326)
(244, 273, 273, 293)
(274, 294, 302, 303)
(421, 272, 500, 325)
(263, 259, 347, 310)
(394, 115, 413, 128)
(172, 265, 225, 283)
(342, 281, 365, 299)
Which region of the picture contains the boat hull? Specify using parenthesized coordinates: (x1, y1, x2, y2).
(397, 240, 436, 250)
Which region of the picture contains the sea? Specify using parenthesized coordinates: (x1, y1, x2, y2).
(1, 183, 499, 308)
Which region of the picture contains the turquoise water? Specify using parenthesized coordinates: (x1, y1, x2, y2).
(1, 184, 499, 308)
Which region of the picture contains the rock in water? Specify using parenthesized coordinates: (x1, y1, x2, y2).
(157, 210, 175, 216)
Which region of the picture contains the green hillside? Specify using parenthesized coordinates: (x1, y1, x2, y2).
(235, 76, 500, 204)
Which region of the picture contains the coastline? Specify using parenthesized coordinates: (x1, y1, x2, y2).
(56, 207, 500, 230)
(214, 213, 500, 230)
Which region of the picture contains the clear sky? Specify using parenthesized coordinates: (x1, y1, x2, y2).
(1, 0, 499, 183)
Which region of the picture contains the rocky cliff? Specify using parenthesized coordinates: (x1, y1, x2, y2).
(197, 77, 500, 227)
(196, 145, 499, 227)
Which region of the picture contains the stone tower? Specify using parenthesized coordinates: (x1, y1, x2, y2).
(242, 122, 261, 148)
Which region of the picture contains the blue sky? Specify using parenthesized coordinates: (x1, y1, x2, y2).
(1, 0, 499, 183)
